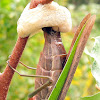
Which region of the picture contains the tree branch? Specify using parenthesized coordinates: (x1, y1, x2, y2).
(0, 0, 53, 100)
(0, 37, 29, 100)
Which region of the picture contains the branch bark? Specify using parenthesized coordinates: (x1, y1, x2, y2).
(0, 0, 53, 100)
(30, 0, 53, 8)
(0, 1, 95, 100)
(59, 14, 96, 100)
(0, 37, 29, 100)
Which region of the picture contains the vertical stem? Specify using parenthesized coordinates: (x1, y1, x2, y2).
(0, 37, 29, 100)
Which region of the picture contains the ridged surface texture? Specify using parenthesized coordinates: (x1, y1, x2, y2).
(35, 27, 67, 99)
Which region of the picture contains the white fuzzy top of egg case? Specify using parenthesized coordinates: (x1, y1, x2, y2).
(17, 1, 72, 38)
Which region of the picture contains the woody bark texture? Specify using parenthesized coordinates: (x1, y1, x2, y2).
(0, 0, 52, 100)
(0, 37, 28, 100)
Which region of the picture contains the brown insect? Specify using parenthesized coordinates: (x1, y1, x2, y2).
(34, 27, 67, 99)
(6, 0, 96, 99)
(7, 14, 96, 100)
(0, 0, 95, 99)
(6, 0, 68, 99)
(7, 27, 67, 99)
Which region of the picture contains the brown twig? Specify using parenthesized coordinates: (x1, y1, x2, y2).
(0, 0, 53, 100)
(0, 37, 29, 100)
(59, 14, 96, 100)
(30, 0, 53, 9)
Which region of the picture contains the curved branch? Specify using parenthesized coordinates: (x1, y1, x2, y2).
(0, 0, 53, 100)
(0, 37, 28, 100)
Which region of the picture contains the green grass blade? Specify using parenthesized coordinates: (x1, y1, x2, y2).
(48, 23, 86, 100)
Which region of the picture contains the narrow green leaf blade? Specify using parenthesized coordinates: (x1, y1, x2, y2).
(48, 21, 86, 100)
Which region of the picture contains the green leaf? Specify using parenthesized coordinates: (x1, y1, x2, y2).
(48, 20, 86, 100)
(86, 36, 100, 88)
(81, 92, 100, 100)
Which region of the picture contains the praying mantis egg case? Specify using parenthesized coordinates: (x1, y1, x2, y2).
(17, 1, 72, 38)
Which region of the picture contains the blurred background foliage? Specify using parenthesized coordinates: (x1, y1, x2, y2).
(0, 0, 100, 100)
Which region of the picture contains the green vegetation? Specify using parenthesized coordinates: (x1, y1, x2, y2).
(49, 16, 87, 99)
(0, 0, 100, 100)
(81, 92, 100, 100)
